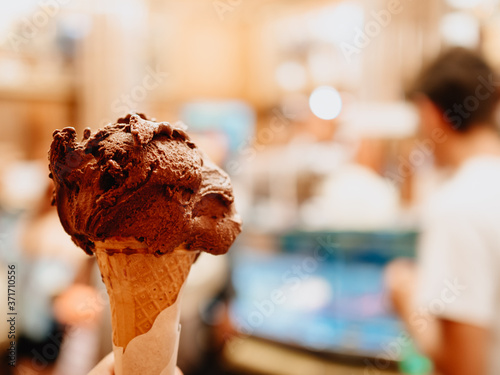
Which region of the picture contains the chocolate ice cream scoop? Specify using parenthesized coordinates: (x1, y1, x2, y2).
(48, 113, 241, 256)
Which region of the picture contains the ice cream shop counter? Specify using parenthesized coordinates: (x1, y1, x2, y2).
(224, 230, 429, 375)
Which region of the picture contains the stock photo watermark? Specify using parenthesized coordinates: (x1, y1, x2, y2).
(226, 108, 291, 175)
(363, 277, 466, 374)
(444, 73, 500, 130)
(7, 0, 71, 52)
(213, 0, 243, 21)
(110, 65, 170, 117)
(6, 264, 17, 367)
(341, 0, 412, 62)
(14, 284, 108, 373)
(385, 72, 500, 186)
(227, 236, 339, 352)
(385, 128, 447, 186)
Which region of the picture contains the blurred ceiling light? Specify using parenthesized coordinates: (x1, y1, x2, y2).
(308, 2, 364, 44)
(440, 12, 480, 48)
(309, 86, 343, 120)
(445, 0, 485, 9)
(275, 61, 307, 91)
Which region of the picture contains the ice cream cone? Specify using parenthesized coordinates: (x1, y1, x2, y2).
(94, 237, 197, 349)
(49, 115, 242, 374)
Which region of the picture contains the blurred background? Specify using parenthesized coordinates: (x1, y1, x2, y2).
(0, 0, 499, 374)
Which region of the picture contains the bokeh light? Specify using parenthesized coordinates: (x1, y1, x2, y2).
(309, 86, 343, 120)
(440, 12, 480, 48)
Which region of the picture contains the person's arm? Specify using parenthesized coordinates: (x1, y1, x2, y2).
(88, 352, 114, 375)
(386, 260, 490, 375)
(385, 259, 441, 356)
(433, 319, 489, 375)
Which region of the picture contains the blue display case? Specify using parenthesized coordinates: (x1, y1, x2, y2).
(229, 230, 418, 361)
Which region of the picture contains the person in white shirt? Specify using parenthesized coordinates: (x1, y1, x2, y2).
(386, 48, 500, 375)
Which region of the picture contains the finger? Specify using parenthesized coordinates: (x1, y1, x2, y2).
(175, 367, 183, 375)
(88, 352, 114, 375)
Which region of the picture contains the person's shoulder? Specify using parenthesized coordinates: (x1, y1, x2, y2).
(426, 157, 500, 218)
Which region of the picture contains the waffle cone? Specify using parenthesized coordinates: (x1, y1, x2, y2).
(94, 238, 197, 350)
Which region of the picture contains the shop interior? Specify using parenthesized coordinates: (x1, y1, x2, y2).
(1, 0, 500, 374)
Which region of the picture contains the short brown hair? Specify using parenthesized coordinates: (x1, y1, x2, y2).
(411, 47, 500, 132)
